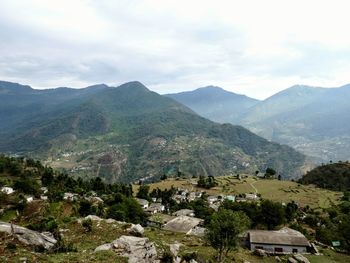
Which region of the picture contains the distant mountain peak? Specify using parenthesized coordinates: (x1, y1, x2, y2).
(116, 81, 149, 92)
(0, 80, 33, 93)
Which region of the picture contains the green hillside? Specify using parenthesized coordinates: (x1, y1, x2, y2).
(299, 161, 350, 191)
(0, 81, 308, 183)
(167, 84, 350, 162)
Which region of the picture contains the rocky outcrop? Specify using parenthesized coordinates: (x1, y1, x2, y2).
(94, 235, 159, 263)
(127, 224, 144, 236)
(0, 221, 57, 250)
(293, 254, 310, 263)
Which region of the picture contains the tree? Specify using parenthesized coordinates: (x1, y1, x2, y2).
(265, 168, 276, 179)
(260, 200, 285, 229)
(206, 209, 250, 262)
(136, 185, 150, 200)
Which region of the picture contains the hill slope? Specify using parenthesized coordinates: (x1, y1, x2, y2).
(299, 162, 350, 191)
(166, 86, 259, 124)
(168, 84, 350, 162)
(0, 81, 308, 182)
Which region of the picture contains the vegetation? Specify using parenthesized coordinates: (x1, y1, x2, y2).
(206, 209, 250, 262)
(299, 161, 350, 191)
(0, 81, 307, 183)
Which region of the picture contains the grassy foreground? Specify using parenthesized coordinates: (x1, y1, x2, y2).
(1, 219, 349, 263)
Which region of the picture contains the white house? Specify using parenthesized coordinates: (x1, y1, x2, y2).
(145, 203, 165, 214)
(248, 227, 310, 254)
(63, 192, 79, 201)
(26, 196, 34, 203)
(1, 187, 14, 195)
(173, 209, 195, 217)
(135, 198, 149, 209)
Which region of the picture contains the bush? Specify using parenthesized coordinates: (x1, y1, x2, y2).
(82, 218, 93, 232)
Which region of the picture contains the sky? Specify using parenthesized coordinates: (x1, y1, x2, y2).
(1, 0, 350, 99)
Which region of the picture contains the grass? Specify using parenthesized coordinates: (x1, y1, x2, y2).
(136, 175, 343, 209)
(1, 218, 349, 262)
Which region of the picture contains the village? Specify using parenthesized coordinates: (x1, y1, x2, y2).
(1, 166, 347, 263)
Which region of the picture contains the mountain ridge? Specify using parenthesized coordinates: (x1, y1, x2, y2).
(0, 80, 308, 183)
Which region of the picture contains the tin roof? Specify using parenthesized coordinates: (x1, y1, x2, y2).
(249, 227, 310, 247)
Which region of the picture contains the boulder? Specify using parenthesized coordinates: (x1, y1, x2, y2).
(85, 215, 103, 221)
(254, 248, 267, 257)
(127, 224, 144, 236)
(0, 221, 57, 250)
(293, 254, 310, 263)
(275, 256, 282, 262)
(288, 257, 298, 263)
(112, 235, 158, 263)
(94, 243, 113, 252)
(169, 243, 181, 257)
(105, 218, 117, 224)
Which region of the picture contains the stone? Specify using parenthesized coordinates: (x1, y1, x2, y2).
(275, 255, 282, 262)
(85, 215, 103, 221)
(112, 235, 158, 263)
(94, 243, 113, 252)
(105, 218, 117, 224)
(169, 243, 181, 257)
(127, 224, 144, 236)
(254, 248, 267, 257)
(293, 254, 310, 263)
(288, 257, 298, 263)
(0, 221, 57, 250)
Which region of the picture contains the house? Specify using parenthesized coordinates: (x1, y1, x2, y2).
(207, 195, 218, 204)
(1, 187, 14, 195)
(145, 203, 165, 214)
(225, 195, 236, 202)
(248, 227, 311, 254)
(135, 198, 149, 209)
(26, 196, 34, 203)
(173, 209, 195, 217)
(172, 194, 186, 204)
(163, 215, 204, 234)
(40, 187, 48, 194)
(63, 192, 79, 201)
(245, 193, 259, 200)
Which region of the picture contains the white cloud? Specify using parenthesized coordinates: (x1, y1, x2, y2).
(0, 0, 350, 98)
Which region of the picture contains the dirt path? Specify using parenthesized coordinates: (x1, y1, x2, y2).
(250, 180, 258, 194)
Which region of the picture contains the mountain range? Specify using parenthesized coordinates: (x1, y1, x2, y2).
(0, 81, 308, 183)
(167, 84, 350, 162)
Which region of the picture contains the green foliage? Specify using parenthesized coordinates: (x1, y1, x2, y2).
(107, 197, 147, 225)
(206, 209, 250, 262)
(0, 81, 306, 183)
(136, 185, 150, 200)
(197, 175, 217, 189)
(264, 167, 276, 179)
(300, 162, 350, 191)
(82, 218, 93, 232)
(28, 217, 58, 232)
(260, 200, 285, 229)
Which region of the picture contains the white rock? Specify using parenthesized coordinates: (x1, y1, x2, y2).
(94, 243, 113, 252)
(0, 221, 56, 250)
(127, 224, 144, 236)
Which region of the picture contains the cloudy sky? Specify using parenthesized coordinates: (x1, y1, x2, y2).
(1, 0, 350, 99)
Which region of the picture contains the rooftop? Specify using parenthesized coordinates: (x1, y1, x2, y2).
(249, 227, 310, 247)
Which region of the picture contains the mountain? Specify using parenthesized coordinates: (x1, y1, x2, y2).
(166, 86, 259, 124)
(0, 80, 109, 132)
(168, 84, 350, 162)
(299, 161, 350, 191)
(0, 81, 308, 183)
